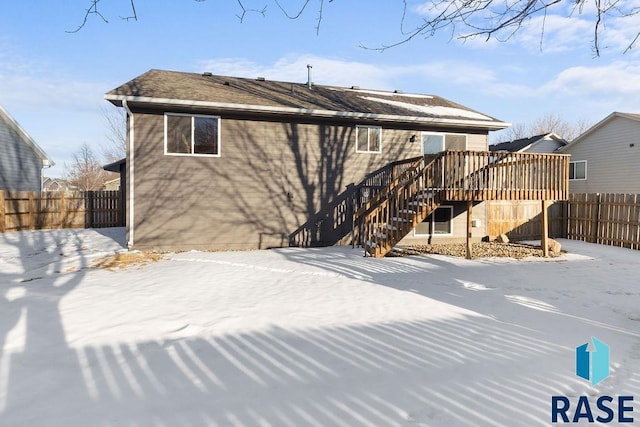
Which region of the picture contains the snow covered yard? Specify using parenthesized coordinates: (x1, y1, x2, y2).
(1, 228, 639, 426)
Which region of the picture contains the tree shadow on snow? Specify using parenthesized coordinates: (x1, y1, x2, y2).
(1, 307, 609, 426)
(0, 228, 124, 422)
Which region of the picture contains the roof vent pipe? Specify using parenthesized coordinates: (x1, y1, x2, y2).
(307, 64, 313, 90)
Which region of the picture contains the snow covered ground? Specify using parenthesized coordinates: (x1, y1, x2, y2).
(0, 228, 639, 426)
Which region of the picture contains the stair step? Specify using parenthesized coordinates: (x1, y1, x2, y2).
(383, 224, 398, 231)
(408, 201, 425, 207)
(365, 240, 378, 248)
(374, 232, 387, 239)
(391, 217, 409, 222)
(398, 209, 416, 215)
(415, 192, 434, 200)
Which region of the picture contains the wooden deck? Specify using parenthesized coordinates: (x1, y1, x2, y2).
(354, 151, 570, 257)
(439, 151, 569, 201)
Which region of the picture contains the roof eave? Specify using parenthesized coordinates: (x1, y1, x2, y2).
(104, 94, 510, 131)
(103, 158, 126, 172)
(0, 104, 55, 166)
(562, 112, 640, 151)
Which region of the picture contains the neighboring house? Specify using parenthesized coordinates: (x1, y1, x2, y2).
(0, 104, 54, 191)
(42, 177, 78, 192)
(105, 69, 567, 253)
(490, 132, 568, 153)
(560, 112, 640, 193)
(103, 177, 120, 191)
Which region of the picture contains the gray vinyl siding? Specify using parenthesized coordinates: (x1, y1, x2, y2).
(128, 108, 489, 250)
(0, 118, 42, 191)
(466, 133, 488, 151)
(563, 116, 640, 193)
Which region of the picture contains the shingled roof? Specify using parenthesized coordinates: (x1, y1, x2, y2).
(490, 133, 567, 152)
(105, 69, 508, 130)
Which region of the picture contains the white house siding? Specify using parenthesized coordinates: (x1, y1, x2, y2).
(525, 137, 563, 153)
(563, 115, 640, 193)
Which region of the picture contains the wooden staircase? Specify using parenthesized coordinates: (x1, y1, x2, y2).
(352, 150, 570, 257)
(353, 154, 444, 257)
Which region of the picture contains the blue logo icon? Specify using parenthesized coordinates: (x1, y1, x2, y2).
(576, 337, 610, 386)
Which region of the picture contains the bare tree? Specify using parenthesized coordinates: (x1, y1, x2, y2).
(101, 106, 126, 162)
(65, 143, 114, 191)
(70, 0, 640, 55)
(527, 114, 592, 140)
(377, 0, 640, 55)
(493, 113, 592, 142)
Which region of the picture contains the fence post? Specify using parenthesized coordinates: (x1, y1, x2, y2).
(28, 192, 36, 230)
(59, 192, 66, 228)
(593, 193, 601, 244)
(541, 200, 549, 257)
(466, 200, 473, 259)
(86, 191, 94, 228)
(0, 190, 5, 232)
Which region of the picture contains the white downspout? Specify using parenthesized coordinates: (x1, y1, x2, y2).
(123, 100, 135, 249)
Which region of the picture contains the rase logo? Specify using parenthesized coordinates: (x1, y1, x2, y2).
(551, 337, 635, 424)
(576, 337, 609, 386)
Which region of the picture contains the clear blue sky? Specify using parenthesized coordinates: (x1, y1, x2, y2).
(1, 1, 639, 177)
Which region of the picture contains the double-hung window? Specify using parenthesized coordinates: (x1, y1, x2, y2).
(569, 160, 587, 180)
(165, 113, 220, 156)
(356, 125, 382, 153)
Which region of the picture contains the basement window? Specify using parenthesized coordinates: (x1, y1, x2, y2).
(356, 125, 382, 153)
(165, 113, 220, 156)
(414, 206, 453, 236)
(569, 160, 587, 180)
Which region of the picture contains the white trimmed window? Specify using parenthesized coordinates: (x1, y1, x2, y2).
(356, 125, 382, 153)
(414, 206, 453, 236)
(569, 160, 587, 180)
(165, 113, 220, 157)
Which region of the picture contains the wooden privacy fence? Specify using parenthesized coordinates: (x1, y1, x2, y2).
(488, 193, 640, 250)
(487, 200, 567, 240)
(567, 193, 640, 250)
(0, 190, 123, 233)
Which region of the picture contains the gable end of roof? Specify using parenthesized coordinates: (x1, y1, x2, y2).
(0, 104, 54, 165)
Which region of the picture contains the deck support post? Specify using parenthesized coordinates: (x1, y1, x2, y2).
(466, 200, 473, 260)
(541, 200, 550, 257)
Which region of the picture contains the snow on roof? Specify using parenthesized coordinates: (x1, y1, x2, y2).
(360, 96, 493, 121)
(328, 87, 434, 99)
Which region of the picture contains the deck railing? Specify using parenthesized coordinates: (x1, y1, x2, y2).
(288, 156, 421, 247)
(440, 151, 570, 201)
(353, 150, 570, 256)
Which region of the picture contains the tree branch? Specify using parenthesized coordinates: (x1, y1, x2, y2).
(67, 0, 640, 56)
(120, 0, 138, 22)
(67, 0, 109, 33)
(236, 0, 267, 22)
